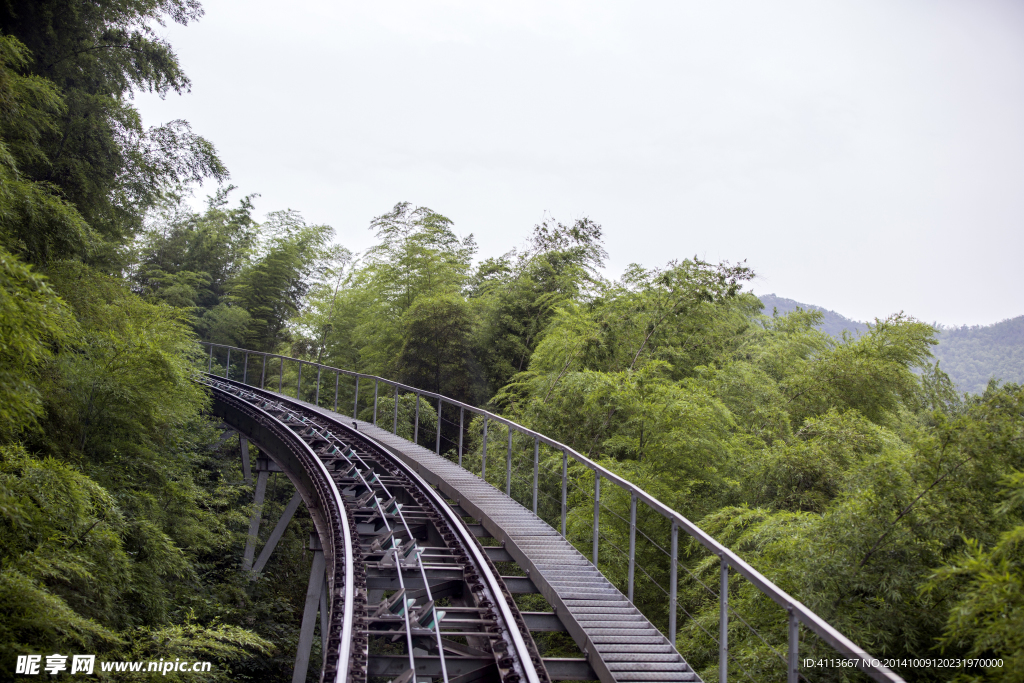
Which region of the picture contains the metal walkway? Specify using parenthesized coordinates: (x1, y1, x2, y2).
(291, 394, 701, 683)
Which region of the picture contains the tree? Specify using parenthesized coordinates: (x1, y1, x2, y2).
(0, 33, 89, 263)
(472, 216, 608, 393)
(340, 202, 476, 377)
(927, 466, 1024, 681)
(132, 187, 258, 312)
(361, 202, 475, 308)
(0, 246, 70, 435)
(397, 293, 479, 402)
(783, 313, 937, 425)
(0, 0, 226, 267)
(229, 210, 335, 352)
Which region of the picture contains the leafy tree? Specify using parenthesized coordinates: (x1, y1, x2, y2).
(927, 466, 1024, 681)
(0, 246, 70, 434)
(783, 313, 937, 425)
(229, 210, 336, 352)
(0, 0, 227, 267)
(287, 244, 354, 364)
(133, 187, 258, 311)
(397, 293, 479, 401)
(362, 202, 475, 307)
(471, 216, 607, 392)
(0, 4, 329, 679)
(0, 33, 89, 263)
(349, 202, 476, 376)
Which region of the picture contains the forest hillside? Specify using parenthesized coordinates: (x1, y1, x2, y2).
(760, 294, 1024, 393)
(934, 317, 1024, 394)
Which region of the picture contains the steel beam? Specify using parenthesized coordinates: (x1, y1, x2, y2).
(543, 659, 598, 681)
(251, 491, 302, 575)
(293, 543, 325, 683)
(241, 470, 269, 571)
(367, 656, 493, 679)
(522, 612, 566, 632)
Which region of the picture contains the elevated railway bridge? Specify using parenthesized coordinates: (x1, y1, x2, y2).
(200, 343, 905, 683)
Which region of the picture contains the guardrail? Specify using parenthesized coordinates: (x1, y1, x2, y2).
(200, 342, 904, 683)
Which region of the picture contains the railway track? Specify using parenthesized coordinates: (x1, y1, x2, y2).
(201, 342, 907, 683)
(205, 375, 547, 683)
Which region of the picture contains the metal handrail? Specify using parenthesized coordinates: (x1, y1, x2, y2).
(200, 341, 904, 683)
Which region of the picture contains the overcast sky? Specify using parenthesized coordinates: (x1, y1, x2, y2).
(136, 0, 1024, 327)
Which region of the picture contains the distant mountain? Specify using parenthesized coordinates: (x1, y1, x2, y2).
(757, 294, 1023, 395)
(933, 317, 1024, 394)
(758, 294, 869, 338)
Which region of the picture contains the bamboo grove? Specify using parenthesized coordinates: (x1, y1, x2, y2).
(1, 2, 1022, 681)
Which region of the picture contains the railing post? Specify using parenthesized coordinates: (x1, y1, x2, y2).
(315, 365, 321, 405)
(720, 555, 729, 683)
(414, 394, 420, 444)
(353, 376, 359, 419)
(373, 380, 378, 426)
(560, 450, 568, 537)
(505, 428, 513, 496)
(225, 348, 231, 378)
(260, 354, 267, 389)
(208, 344, 213, 371)
(278, 356, 284, 391)
(482, 417, 488, 480)
(592, 473, 600, 566)
(393, 385, 399, 434)
(243, 352, 249, 384)
(436, 398, 442, 455)
(788, 608, 799, 683)
(533, 437, 539, 515)
(296, 362, 302, 399)
(333, 372, 339, 412)
(458, 408, 464, 466)
(628, 493, 637, 602)
(669, 522, 678, 645)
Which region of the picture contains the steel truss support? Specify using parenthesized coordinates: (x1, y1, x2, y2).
(242, 458, 298, 574)
(215, 425, 236, 448)
(251, 491, 302, 576)
(293, 534, 327, 683)
(242, 470, 269, 572)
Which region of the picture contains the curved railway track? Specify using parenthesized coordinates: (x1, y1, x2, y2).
(201, 342, 907, 683)
(205, 374, 547, 683)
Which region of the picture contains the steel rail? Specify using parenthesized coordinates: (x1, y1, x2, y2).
(204, 372, 544, 683)
(352, 424, 543, 683)
(339, 433, 449, 680)
(345, 451, 420, 674)
(202, 378, 354, 683)
(203, 342, 905, 683)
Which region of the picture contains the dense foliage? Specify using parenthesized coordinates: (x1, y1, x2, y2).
(0, 2, 324, 679)
(1, 1, 1020, 681)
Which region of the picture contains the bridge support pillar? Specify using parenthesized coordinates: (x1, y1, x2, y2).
(293, 534, 326, 683)
(240, 436, 252, 485)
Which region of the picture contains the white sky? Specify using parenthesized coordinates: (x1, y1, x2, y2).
(135, 0, 1024, 327)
